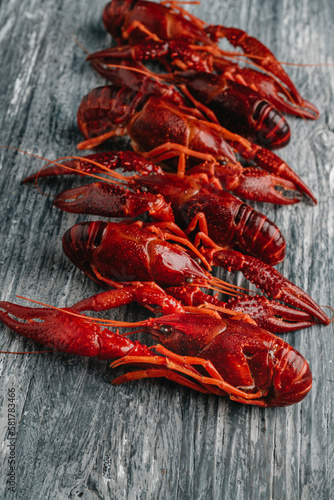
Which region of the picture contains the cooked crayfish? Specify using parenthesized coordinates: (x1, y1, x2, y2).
(87, 45, 291, 149)
(60, 220, 328, 329)
(26, 151, 288, 263)
(77, 85, 316, 203)
(0, 285, 313, 407)
(101, 0, 319, 120)
(24, 151, 329, 330)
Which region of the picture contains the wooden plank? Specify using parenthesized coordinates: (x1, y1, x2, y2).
(0, 1, 333, 498)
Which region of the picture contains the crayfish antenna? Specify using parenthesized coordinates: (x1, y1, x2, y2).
(206, 276, 250, 298)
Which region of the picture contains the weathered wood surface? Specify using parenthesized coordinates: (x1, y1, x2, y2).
(0, 1, 333, 498)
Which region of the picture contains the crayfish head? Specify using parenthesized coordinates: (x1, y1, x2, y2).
(147, 313, 227, 356)
(147, 239, 210, 288)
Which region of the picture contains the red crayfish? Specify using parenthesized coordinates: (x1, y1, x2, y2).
(26, 150, 288, 264)
(61, 221, 328, 330)
(0, 1, 325, 412)
(24, 151, 329, 332)
(76, 84, 316, 204)
(0, 284, 313, 407)
(101, 0, 319, 120)
(87, 44, 292, 150)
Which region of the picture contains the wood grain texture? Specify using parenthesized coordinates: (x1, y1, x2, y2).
(0, 1, 333, 498)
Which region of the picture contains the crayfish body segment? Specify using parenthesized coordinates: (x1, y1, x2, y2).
(174, 71, 291, 149)
(133, 174, 287, 264)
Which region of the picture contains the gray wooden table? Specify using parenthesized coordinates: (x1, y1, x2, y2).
(0, 1, 333, 499)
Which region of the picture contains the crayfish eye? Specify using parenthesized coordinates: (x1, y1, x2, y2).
(159, 324, 174, 336)
(185, 276, 194, 284)
(140, 185, 149, 193)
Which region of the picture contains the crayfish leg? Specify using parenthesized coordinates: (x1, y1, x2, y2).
(112, 368, 211, 394)
(143, 141, 220, 164)
(229, 395, 268, 407)
(153, 345, 265, 400)
(121, 20, 162, 42)
(111, 346, 265, 401)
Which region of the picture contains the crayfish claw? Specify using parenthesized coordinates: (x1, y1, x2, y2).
(216, 164, 303, 205)
(260, 317, 315, 334)
(226, 295, 316, 333)
(298, 98, 320, 120)
(53, 183, 168, 219)
(251, 146, 317, 204)
(207, 249, 330, 325)
(0, 301, 48, 328)
(271, 284, 330, 326)
(0, 302, 72, 350)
